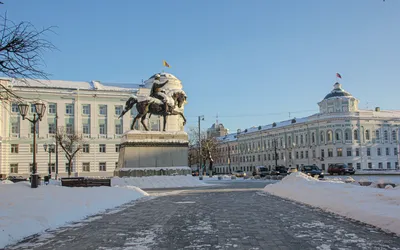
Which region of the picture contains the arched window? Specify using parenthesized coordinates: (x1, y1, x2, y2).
(345, 129, 351, 141)
(376, 130, 380, 139)
(327, 130, 333, 142)
(392, 130, 397, 141)
(354, 130, 359, 140)
(300, 135, 304, 144)
(335, 130, 342, 141)
(320, 131, 324, 143)
(384, 130, 388, 141)
(312, 132, 315, 143)
(365, 130, 370, 140)
(288, 136, 292, 146)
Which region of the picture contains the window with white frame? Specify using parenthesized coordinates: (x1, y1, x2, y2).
(99, 123, 107, 135)
(11, 121, 19, 134)
(99, 144, 106, 153)
(392, 130, 397, 141)
(48, 123, 56, 134)
(289, 152, 292, 159)
(66, 123, 74, 134)
(10, 144, 18, 153)
(321, 149, 325, 158)
(66, 104, 74, 115)
(99, 162, 106, 171)
(378, 162, 383, 169)
(296, 152, 299, 159)
(115, 106, 123, 116)
(376, 130, 380, 139)
(336, 148, 342, 157)
(328, 148, 333, 157)
(386, 147, 390, 156)
(300, 151, 304, 159)
(367, 147, 371, 156)
(365, 130, 370, 140)
(387, 162, 391, 169)
(83, 123, 90, 134)
(312, 132, 315, 143)
(327, 130, 332, 142)
(384, 130, 388, 141)
(83, 144, 90, 153)
(10, 163, 18, 173)
(367, 162, 372, 169)
(353, 130, 359, 140)
(115, 144, 120, 152)
(356, 148, 360, 156)
(48, 103, 56, 114)
(305, 151, 308, 158)
(395, 148, 398, 155)
(312, 150, 316, 158)
(320, 131, 324, 143)
(377, 148, 381, 156)
(82, 104, 90, 115)
(99, 105, 107, 115)
(347, 148, 352, 157)
(11, 103, 19, 113)
(82, 162, 90, 172)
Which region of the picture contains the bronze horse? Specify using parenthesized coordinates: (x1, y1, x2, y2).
(119, 91, 187, 131)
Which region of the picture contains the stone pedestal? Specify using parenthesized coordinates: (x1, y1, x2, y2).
(114, 130, 191, 177)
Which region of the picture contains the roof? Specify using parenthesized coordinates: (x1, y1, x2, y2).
(5, 78, 138, 92)
(323, 82, 353, 100)
(216, 133, 237, 143)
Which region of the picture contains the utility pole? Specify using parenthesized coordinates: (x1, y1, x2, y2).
(198, 115, 204, 175)
(55, 111, 59, 180)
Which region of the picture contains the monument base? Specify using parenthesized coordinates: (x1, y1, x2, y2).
(114, 130, 191, 177)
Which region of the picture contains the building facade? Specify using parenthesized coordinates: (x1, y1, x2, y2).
(0, 78, 161, 178)
(214, 82, 400, 174)
(207, 123, 228, 138)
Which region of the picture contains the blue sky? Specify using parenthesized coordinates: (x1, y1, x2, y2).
(4, 0, 400, 133)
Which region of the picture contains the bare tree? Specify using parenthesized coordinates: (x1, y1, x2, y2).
(55, 127, 83, 177)
(0, 12, 55, 101)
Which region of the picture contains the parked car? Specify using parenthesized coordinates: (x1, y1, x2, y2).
(233, 170, 246, 177)
(191, 170, 199, 176)
(301, 165, 324, 178)
(270, 166, 287, 175)
(252, 166, 269, 177)
(287, 167, 297, 175)
(328, 164, 355, 175)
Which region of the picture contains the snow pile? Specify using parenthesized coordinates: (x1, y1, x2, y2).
(112, 175, 208, 189)
(264, 172, 400, 235)
(1, 180, 14, 184)
(0, 182, 148, 248)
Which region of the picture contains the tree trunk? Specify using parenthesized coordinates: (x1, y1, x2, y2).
(68, 159, 72, 177)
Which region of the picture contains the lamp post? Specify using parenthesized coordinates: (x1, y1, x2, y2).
(43, 142, 55, 178)
(18, 101, 46, 188)
(198, 115, 204, 175)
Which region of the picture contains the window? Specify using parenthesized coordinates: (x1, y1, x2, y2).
(367, 148, 371, 156)
(258, 155, 260, 161)
(300, 151, 304, 159)
(356, 148, 360, 156)
(354, 130, 359, 140)
(252, 155, 255, 161)
(288, 136, 291, 146)
(115, 123, 123, 135)
(395, 148, 398, 156)
(83, 123, 90, 134)
(300, 135, 304, 144)
(296, 152, 299, 159)
(11, 144, 18, 153)
(264, 154, 266, 161)
(99, 105, 107, 115)
(345, 130, 350, 140)
(378, 162, 383, 169)
(281, 152, 284, 160)
(296, 135, 299, 145)
(367, 163, 371, 169)
(115, 106, 123, 116)
(376, 130, 380, 139)
(305, 151, 308, 158)
(82, 104, 90, 115)
(83, 162, 90, 172)
(99, 124, 107, 135)
(11, 103, 18, 113)
(11, 121, 19, 134)
(115, 162, 118, 169)
(99, 144, 106, 153)
(66, 123, 74, 134)
(328, 148, 333, 157)
(386, 147, 390, 156)
(268, 154, 271, 161)
(327, 131, 332, 141)
(10, 164, 18, 173)
(347, 148, 352, 157)
(30, 104, 36, 113)
(365, 130, 370, 140)
(66, 104, 74, 115)
(48, 103, 56, 114)
(83, 144, 90, 153)
(115, 144, 120, 152)
(387, 162, 391, 169)
(377, 148, 381, 156)
(289, 152, 292, 159)
(47, 123, 56, 134)
(312, 150, 316, 158)
(49, 163, 55, 172)
(320, 131, 324, 143)
(392, 130, 397, 141)
(336, 148, 342, 157)
(99, 162, 106, 171)
(335, 131, 341, 141)
(312, 132, 315, 143)
(384, 130, 388, 141)
(321, 149, 325, 158)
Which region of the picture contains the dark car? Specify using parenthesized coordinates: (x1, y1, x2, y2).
(301, 165, 324, 178)
(270, 166, 287, 175)
(328, 164, 355, 175)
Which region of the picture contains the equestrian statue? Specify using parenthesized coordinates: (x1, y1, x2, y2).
(119, 74, 187, 131)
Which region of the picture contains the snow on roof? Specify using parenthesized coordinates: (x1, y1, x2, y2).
(216, 133, 237, 143)
(4, 78, 138, 92)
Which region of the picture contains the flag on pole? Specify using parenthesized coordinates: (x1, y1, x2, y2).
(336, 73, 342, 79)
(163, 60, 170, 68)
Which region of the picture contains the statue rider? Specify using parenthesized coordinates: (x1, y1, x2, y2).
(150, 74, 170, 114)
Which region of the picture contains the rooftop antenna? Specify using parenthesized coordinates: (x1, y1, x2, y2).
(216, 113, 219, 126)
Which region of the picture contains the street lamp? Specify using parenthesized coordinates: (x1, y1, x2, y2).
(198, 115, 204, 176)
(43, 142, 55, 179)
(18, 100, 46, 188)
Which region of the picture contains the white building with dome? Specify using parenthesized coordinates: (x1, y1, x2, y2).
(214, 82, 400, 174)
(0, 73, 183, 178)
